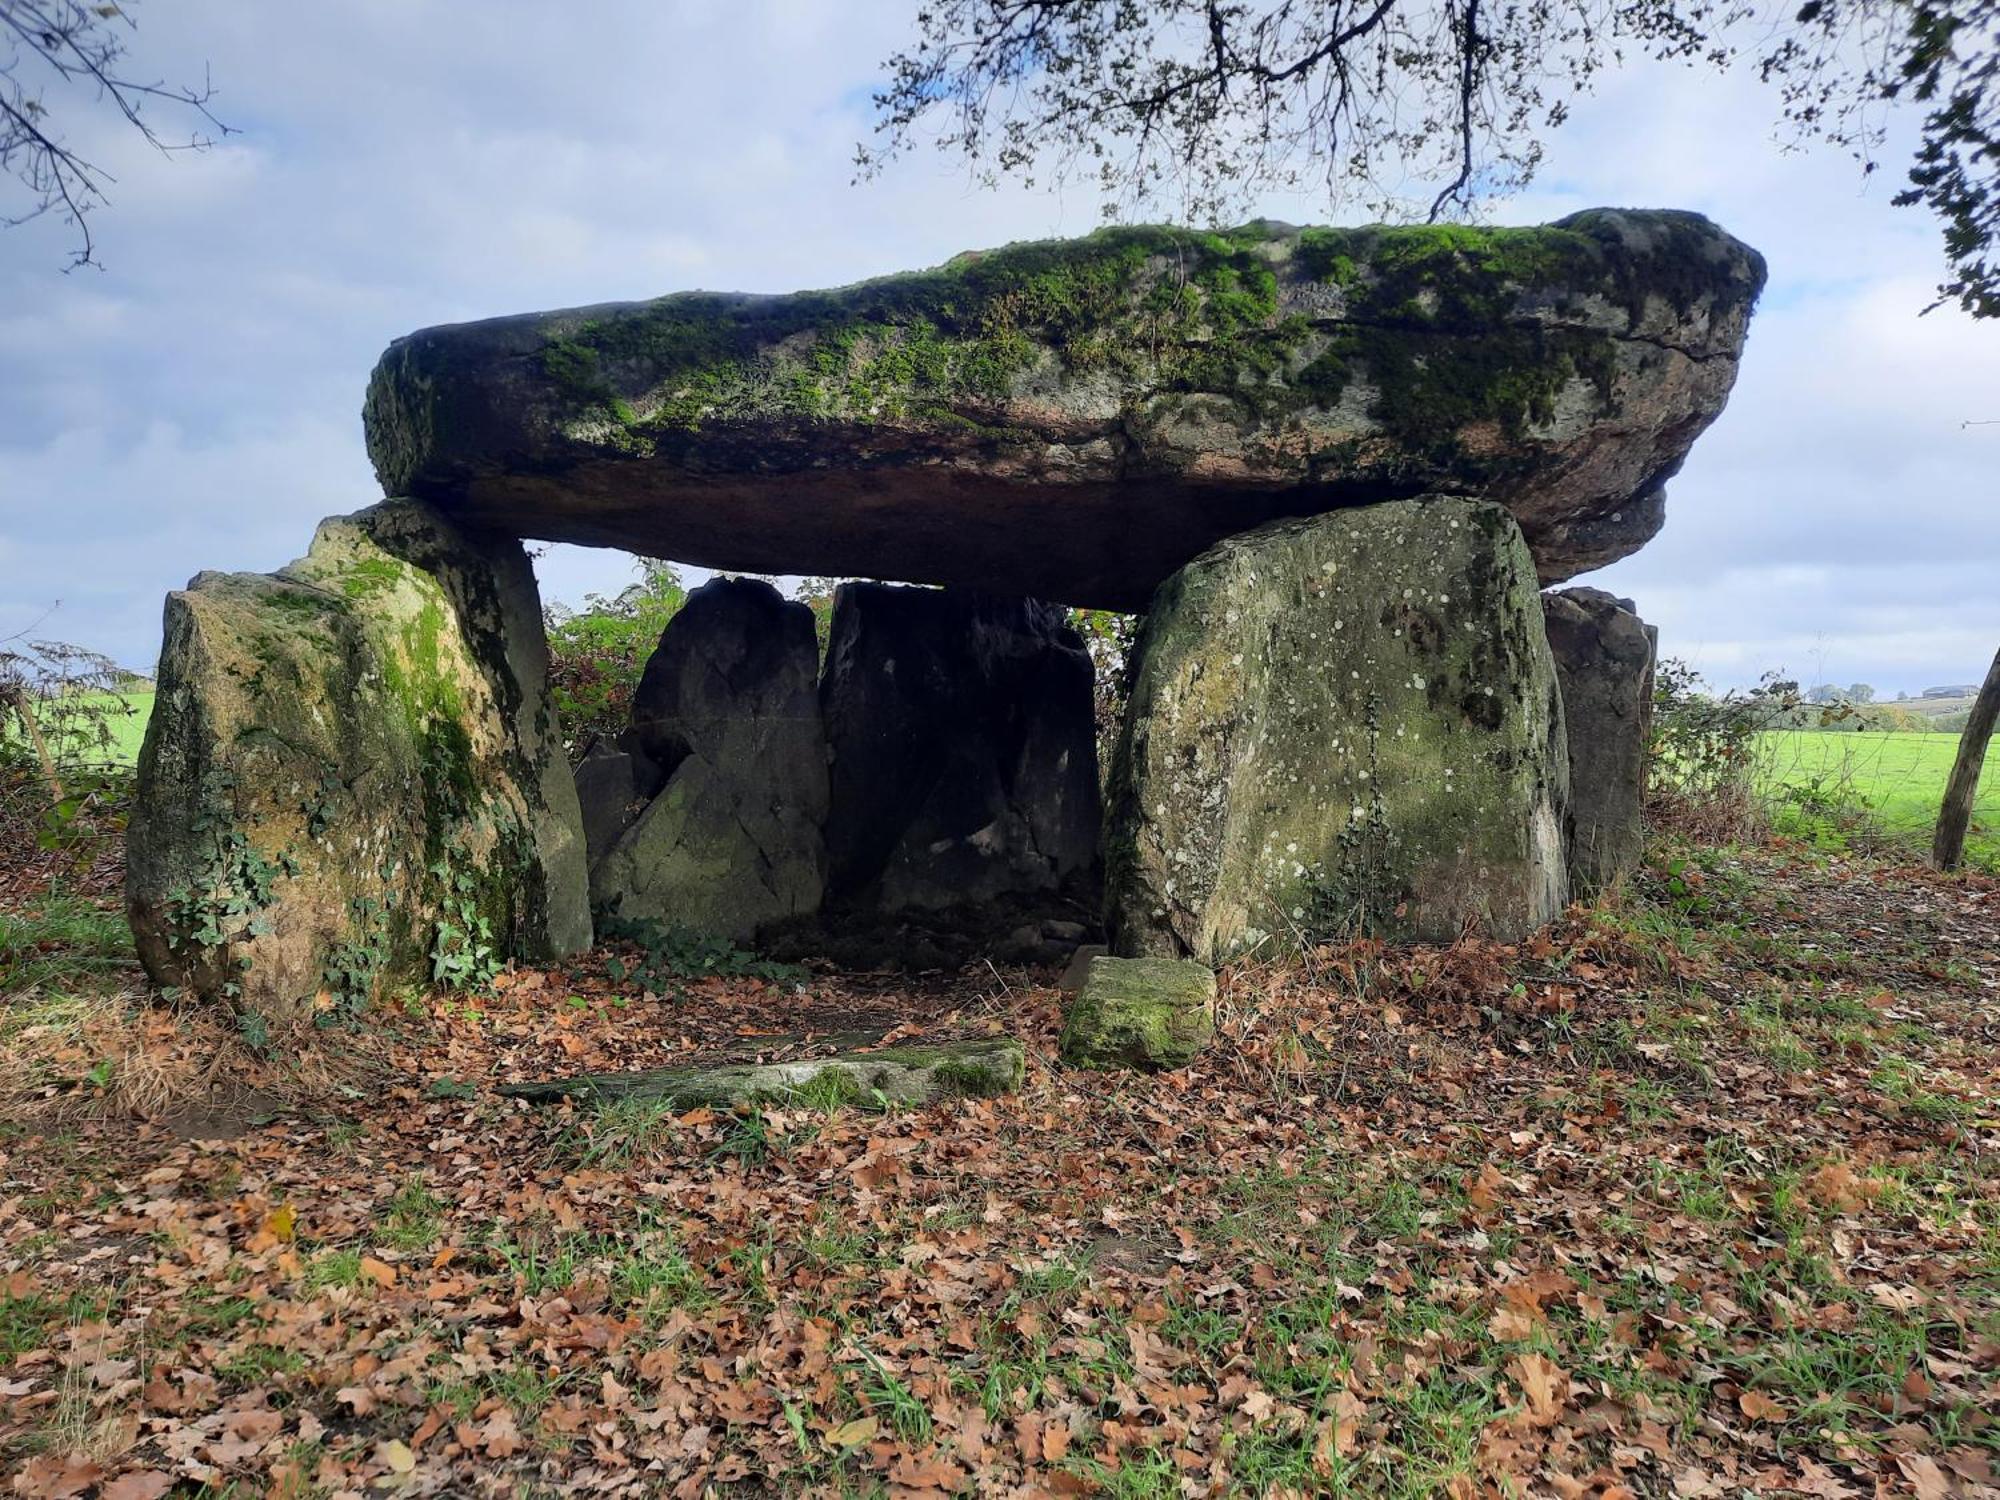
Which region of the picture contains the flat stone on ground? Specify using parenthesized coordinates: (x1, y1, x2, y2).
(499, 1035, 1026, 1108)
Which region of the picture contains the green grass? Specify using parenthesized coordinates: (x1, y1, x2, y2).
(1758, 729, 1997, 867)
(0, 896, 137, 1002)
(1, 690, 152, 767)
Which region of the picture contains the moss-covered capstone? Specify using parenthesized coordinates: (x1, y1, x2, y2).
(497, 1035, 1026, 1108)
(126, 499, 590, 1030)
(1104, 496, 1569, 961)
(1059, 955, 1217, 1071)
(364, 210, 1764, 610)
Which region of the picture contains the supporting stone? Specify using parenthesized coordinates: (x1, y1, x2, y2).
(498, 1035, 1026, 1108)
(1542, 588, 1656, 894)
(820, 585, 1100, 913)
(126, 499, 590, 1028)
(1104, 497, 1569, 962)
(572, 738, 662, 867)
(1060, 955, 1217, 1071)
(590, 577, 827, 940)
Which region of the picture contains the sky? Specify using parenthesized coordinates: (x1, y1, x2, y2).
(2, 1, 1995, 697)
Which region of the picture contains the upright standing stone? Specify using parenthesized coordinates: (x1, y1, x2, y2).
(1542, 587, 1655, 894)
(127, 500, 590, 1029)
(1105, 497, 1569, 961)
(572, 738, 662, 867)
(590, 577, 827, 939)
(820, 586, 1101, 913)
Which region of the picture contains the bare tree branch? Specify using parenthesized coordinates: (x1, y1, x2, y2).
(864, 0, 2000, 316)
(1, 0, 230, 269)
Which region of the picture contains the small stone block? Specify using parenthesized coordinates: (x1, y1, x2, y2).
(1060, 955, 1216, 1071)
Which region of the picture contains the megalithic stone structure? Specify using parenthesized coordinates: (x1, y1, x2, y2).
(1103, 497, 1570, 961)
(127, 500, 589, 1028)
(130, 209, 1763, 1022)
(1542, 587, 1657, 894)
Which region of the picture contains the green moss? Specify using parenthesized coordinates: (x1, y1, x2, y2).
(535, 224, 1304, 437)
(340, 557, 407, 601)
(1556, 207, 1767, 319)
(526, 212, 1760, 476)
(1060, 957, 1217, 1071)
(263, 587, 341, 618)
(862, 1040, 1027, 1097)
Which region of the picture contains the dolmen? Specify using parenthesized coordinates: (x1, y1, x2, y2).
(130, 209, 1756, 1027)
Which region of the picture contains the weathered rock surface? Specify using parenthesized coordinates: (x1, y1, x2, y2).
(1059, 955, 1217, 1071)
(820, 585, 1100, 912)
(572, 740, 661, 867)
(1105, 497, 1569, 961)
(590, 577, 827, 938)
(498, 1035, 1025, 1107)
(1543, 587, 1656, 894)
(365, 211, 1764, 610)
(127, 500, 590, 1026)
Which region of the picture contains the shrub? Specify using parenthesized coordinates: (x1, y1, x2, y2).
(542, 560, 688, 762)
(0, 636, 142, 885)
(1646, 658, 1797, 843)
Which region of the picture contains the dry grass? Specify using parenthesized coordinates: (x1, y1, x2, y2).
(0, 892, 380, 1127)
(1644, 775, 1767, 848)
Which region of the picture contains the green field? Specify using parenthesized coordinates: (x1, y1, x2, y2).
(11, 693, 1993, 868)
(2, 690, 153, 767)
(1758, 728, 1998, 868)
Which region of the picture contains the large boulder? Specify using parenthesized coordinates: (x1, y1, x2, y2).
(820, 585, 1100, 913)
(365, 211, 1764, 610)
(1105, 497, 1569, 961)
(590, 577, 827, 939)
(1542, 587, 1656, 894)
(127, 500, 590, 1028)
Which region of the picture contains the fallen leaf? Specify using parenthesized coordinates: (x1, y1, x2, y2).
(1467, 1161, 1507, 1210)
(479, 1406, 523, 1458)
(1895, 1454, 1951, 1500)
(10, 1455, 102, 1499)
(1738, 1390, 1789, 1422)
(824, 1416, 877, 1449)
(1510, 1352, 1569, 1425)
(359, 1255, 398, 1287)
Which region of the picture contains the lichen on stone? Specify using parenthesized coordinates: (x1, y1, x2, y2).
(1103, 495, 1569, 962)
(127, 499, 589, 1031)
